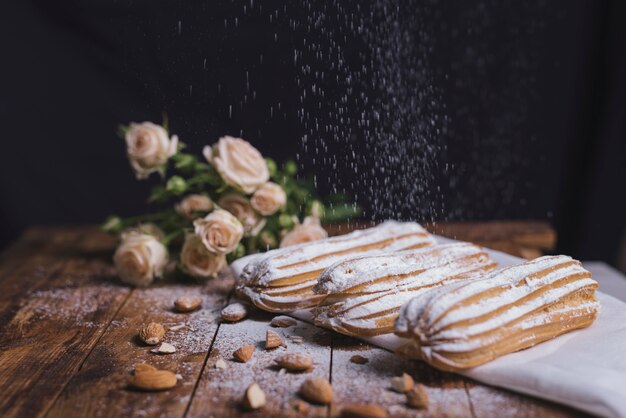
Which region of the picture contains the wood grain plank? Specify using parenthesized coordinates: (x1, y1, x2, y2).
(0, 254, 131, 418)
(330, 335, 473, 418)
(0, 227, 87, 320)
(186, 308, 333, 418)
(46, 274, 233, 418)
(465, 382, 587, 418)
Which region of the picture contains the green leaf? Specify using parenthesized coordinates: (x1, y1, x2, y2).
(101, 215, 123, 233)
(322, 204, 362, 222)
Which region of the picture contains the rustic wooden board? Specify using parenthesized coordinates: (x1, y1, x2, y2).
(0, 224, 591, 418)
(0, 232, 131, 418)
(330, 335, 473, 418)
(464, 383, 588, 418)
(186, 309, 332, 418)
(47, 275, 231, 418)
(0, 227, 85, 323)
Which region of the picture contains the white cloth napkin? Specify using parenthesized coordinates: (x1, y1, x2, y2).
(231, 238, 626, 417)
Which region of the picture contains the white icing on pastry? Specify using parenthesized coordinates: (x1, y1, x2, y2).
(395, 255, 600, 371)
(237, 221, 436, 312)
(313, 243, 497, 336)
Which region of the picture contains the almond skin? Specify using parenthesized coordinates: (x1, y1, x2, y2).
(390, 373, 414, 393)
(406, 384, 429, 409)
(275, 352, 313, 372)
(134, 363, 157, 374)
(300, 377, 333, 404)
(242, 382, 266, 410)
(233, 345, 255, 363)
(174, 296, 202, 312)
(271, 315, 297, 327)
(128, 369, 177, 391)
(340, 404, 388, 418)
(265, 330, 282, 349)
(221, 303, 248, 322)
(350, 355, 369, 364)
(139, 322, 165, 345)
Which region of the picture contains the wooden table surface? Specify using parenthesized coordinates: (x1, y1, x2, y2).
(0, 224, 590, 418)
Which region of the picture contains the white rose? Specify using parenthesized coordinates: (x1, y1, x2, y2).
(250, 182, 286, 216)
(125, 122, 178, 179)
(122, 223, 165, 241)
(280, 216, 328, 248)
(193, 209, 244, 254)
(203, 136, 269, 193)
(113, 232, 168, 287)
(218, 193, 266, 237)
(175, 194, 214, 220)
(180, 234, 226, 279)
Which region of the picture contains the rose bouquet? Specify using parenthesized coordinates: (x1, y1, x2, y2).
(103, 120, 359, 286)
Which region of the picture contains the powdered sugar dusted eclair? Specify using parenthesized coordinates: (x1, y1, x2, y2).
(395, 255, 599, 371)
(237, 221, 436, 312)
(312, 243, 497, 336)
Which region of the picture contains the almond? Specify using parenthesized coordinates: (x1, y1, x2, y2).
(233, 345, 255, 363)
(215, 358, 228, 369)
(152, 342, 176, 354)
(275, 352, 313, 372)
(299, 377, 333, 404)
(128, 368, 177, 391)
(406, 384, 429, 409)
(174, 296, 202, 312)
(350, 355, 369, 364)
(139, 322, 165, 345)
(134, 363, 157, 374)
(242, 382, 266, 410)
(291, 399, 309, 414)
(340, 404, 388, 418)
(271, 315, 297, 327)
(221, 303, 248, 322)
(265, 330, 282, 349)
(390, 373, 414, 393)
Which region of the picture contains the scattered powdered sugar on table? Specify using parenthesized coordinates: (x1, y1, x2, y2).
(16, 284, 120, 327)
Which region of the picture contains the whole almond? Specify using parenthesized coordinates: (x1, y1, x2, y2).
(275, 352, 313, 372)
(265, 330, 282, 349)
(390, 373, 414, 393)
(134, 363, 157, 374)
(174, 296, 202, 312)
(300, 377, 333, 404)
(350, 355, 369, 364)
(233, 345, 255, 363)
(271, 315, 297, 327)
(221, 303, 248, 322)
(406, 384, 429, 409)
(340, 404, 388, 418)
(242, 382, 266, 410)
(139, 322, 165, 345)
(128, 369, 177, 391)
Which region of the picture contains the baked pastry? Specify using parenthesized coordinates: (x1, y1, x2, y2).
(312, 243, 497, 336)
(395, 255, 599, 372)
(237, 221, 436, 312)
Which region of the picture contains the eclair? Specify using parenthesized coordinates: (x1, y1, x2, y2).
(395, 255, 599, 372)
(237, 221, 436, 312)
(312, 243, 497, 336)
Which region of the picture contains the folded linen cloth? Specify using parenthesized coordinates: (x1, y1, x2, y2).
(231, 237, 626, 417)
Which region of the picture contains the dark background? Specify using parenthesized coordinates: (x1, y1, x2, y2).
(1, 0, 625, 268)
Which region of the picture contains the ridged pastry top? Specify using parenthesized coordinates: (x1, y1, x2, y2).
(240, 221, 435, 288)
(395, 255, 599, 352)
(314, 243, 493, 296)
